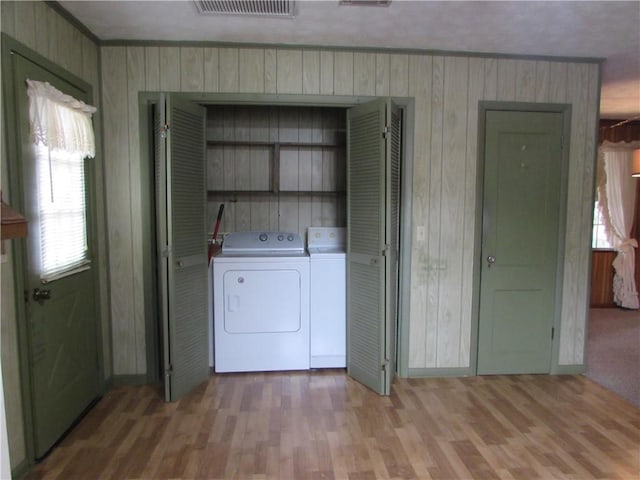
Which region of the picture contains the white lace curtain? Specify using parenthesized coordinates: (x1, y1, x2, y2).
(598, 142, 639, 309)
(26, 79, 96, 158)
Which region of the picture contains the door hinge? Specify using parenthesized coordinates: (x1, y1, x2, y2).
(551, 327, 555, 339)
(161, 246, 171, 258)
(382, 244, 391, 257)
(160, 123, 170, 139)
(381, 358, 390, 371)
(165, 365, 173, 377)
(383, 126, 389, 139)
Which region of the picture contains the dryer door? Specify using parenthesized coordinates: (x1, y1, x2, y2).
(223, 269, 302, 333)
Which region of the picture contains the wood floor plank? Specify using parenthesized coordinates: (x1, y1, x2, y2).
(24, 372, 640, 480)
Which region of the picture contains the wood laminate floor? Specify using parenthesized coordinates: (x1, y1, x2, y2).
(26, 371, 639, 480)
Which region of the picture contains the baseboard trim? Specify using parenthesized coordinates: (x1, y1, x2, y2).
(552, 364, 586, 375)
(407, 367, 474, 378)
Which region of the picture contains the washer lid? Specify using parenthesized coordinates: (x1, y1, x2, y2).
(222, 231, 305, 254)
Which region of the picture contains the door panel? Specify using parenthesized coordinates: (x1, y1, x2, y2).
(477, 110, 563, 374)
(157, 95, 209, 402)
(13, 53, 99, 457)
(347, 98, 400, 395)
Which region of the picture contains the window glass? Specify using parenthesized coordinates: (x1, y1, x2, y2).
(592, 199, 613, 249)
(37, 144, 89, 279)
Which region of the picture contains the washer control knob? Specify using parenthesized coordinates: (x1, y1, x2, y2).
(287, 234, 294, 241)
(259, 233, 268, 242)
(277, 234, 284, 241)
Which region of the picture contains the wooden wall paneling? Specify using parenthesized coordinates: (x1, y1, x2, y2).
(279, 108, 300, 233)
(144, 46, 160, 91)
(221, 107, 236, 232)
(390, 54, 409, 97)
(321, 109, 338, 226)
(268, 107, 280, 230)
(14, 0, 36, 52)
(33, 1, 49, 58)
(590, 251, 616, 307)
(298, 110, 313, 233)
(127, 46, 147, 374)
(159, 47, 181, 91)
(354, 52, 375, 96)
(375, 53, 390, 97)
(426, 55, 445, 368)
(239, 49, 265, 94)
(102, 47, 136, 375)
(558, 63, 589, 365)
(219, 48, 239, 93)
(264, 49, 277, 94)
(320, 51, 334, 95)
(180, 47, 204, 93)
(437, 57, 469, 368)
(408, 54, 432, 368)
(460, 57, 486, 367)
(333, 51, 354, 96)
(483, 58, 498, 101)
(234, 108, 252, 232)
(310, 109, 324, 225)
(250, 108, 270, 231)
(276, 49, 303, 94)
(514, 60, 537, 102)
(534, 61, 550, 102)
(303, 50, 320, 95)
(46, 7, 59, 67)
(1, 1, 16, 38)
(56, 12, 75, 74)
(496, 58, 517, 101)
(67, 24, 83, 79)
(573, 63, 600, 364)
(548, 62, 568, 104)
(203, 48, 219, 93)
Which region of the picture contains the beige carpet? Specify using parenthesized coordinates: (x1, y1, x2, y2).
(586, 307, 640, 407)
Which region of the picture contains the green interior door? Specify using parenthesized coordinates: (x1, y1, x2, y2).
(156, 95, 209, 402)
(347, 98, 401, 395)
(477, 110, 564, 374)
(12, 53, 100, 457)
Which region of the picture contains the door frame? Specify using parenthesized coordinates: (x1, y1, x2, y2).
(1, 34, 107, 470)
(472, 101, 572, 375)
(138, 92, 416, 383)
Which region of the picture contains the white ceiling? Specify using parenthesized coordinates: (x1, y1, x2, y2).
(59, 0, 640, 119)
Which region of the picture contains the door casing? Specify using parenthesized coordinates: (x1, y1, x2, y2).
(471, 101, 571, 375)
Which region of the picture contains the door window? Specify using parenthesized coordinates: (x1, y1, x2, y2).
(35, 144, 89, 280)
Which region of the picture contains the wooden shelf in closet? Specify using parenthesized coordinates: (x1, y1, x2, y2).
(207, 141, 344, 149)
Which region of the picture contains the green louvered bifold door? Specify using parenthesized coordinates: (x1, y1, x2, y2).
(158, 95, 209, 402)
(347, 98, 400, 395)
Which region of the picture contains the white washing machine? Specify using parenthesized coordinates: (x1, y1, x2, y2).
(213, 232, 310, 373)
(308, 227, 346, 368)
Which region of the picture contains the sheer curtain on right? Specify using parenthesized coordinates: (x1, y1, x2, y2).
(600, 144, 639, 309)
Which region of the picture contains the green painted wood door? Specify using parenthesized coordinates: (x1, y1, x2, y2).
(156, 95, 209, 402)
(346, 98, 401, 395)
(477, 110, 564, 374)
(12, 53, 100, 457)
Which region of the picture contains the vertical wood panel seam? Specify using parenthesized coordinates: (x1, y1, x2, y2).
(460, 59, 470, 365)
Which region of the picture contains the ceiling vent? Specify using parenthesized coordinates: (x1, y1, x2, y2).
(339, 0, 391, 6)
(193, 0, 296, 17)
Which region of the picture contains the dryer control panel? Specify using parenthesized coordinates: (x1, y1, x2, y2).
(222, 231, 305, 255)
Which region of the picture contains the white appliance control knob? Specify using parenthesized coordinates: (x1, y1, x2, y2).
(259, 233, 268, 242)
(277, 234, 284, 241)
(287, 234, 294, 241)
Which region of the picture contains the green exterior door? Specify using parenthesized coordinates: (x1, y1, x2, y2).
(346, 98, 401, 395)
(12, 53, 100, 457)
(156, 95, 209, 402)
(477, 110, 564, 374)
